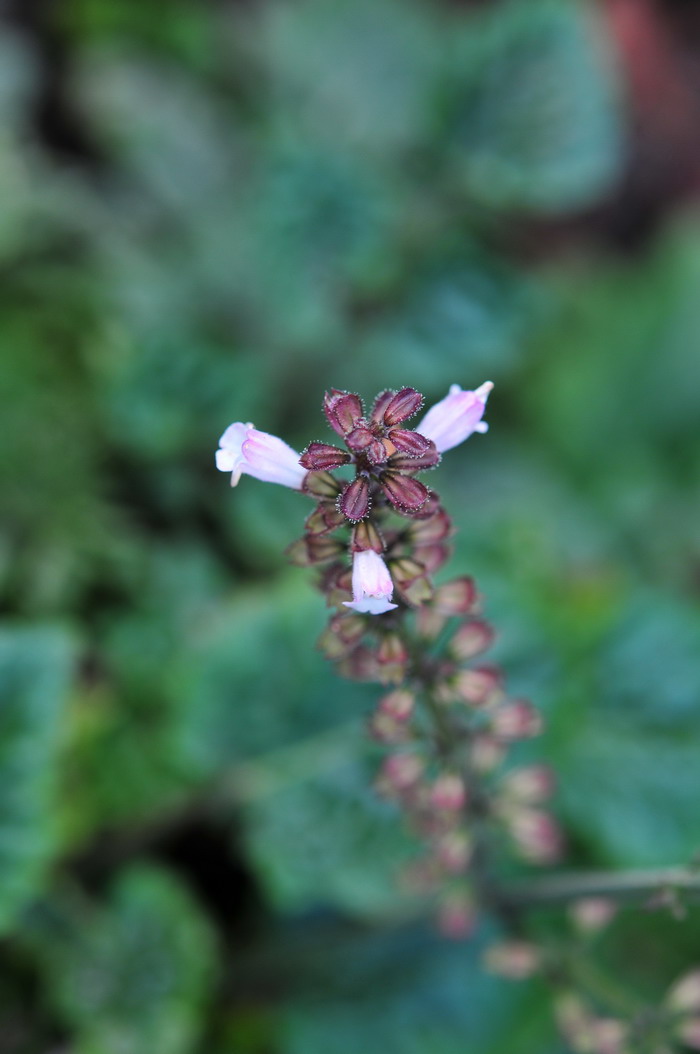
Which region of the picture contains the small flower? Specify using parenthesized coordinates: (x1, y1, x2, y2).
(216, 423, 306, 489)
(343, 550, 398, 615)
(418, 381, 493, 453)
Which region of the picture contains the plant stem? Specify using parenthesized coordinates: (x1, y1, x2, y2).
(498, 866, 700, 909)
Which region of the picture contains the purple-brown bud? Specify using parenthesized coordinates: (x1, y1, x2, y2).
(389, 443, 441, 472)
(300, 442, 351, 470)
(387, 428, 432, 457)
(339, 476, 371, 521)
(415, 545, 450, 574)
(380, 471, 430, 512)
(449, 620, 495, 661)
(432, 577, 478, 615)
(370, 389, 397, 426)
(491, 699, 543, 740)
(323, 390, 364, 436)
(408, 506, 452, 544)
(304, 502, 345, 535)
(302, 470, 343, 499)
(382, 387, 424, 427)
(286, 534, 345, 566)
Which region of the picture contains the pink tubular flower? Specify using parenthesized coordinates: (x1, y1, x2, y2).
(216, 422, 306, 489)
(417, 381, 493, 453)
(343, 550, 398, 615)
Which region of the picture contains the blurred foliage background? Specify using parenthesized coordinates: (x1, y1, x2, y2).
(1, 0, 700, 1050)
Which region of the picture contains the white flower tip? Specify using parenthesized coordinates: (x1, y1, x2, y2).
(475, 381, 494, 400)
(343, 599, 399, 615)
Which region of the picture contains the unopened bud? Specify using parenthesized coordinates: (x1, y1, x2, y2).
(382, 387, 424, 427)
(430, 774, 467, 811)
(483, 941, 541, 980)
(449, 620, 495, 661)
(509, 808, 564, 865)
(380, 470, 430, 512)
(416, 606, 447, 640)
(408, 506, 452, 544)
(437, 891, 476, 940)
(351, 519, 384, 553)
(390, 444, 441, 471)
(570, 897, 616, 934)
(377, 753, 424, 797)
(370, 389, 396, 426)
(304, 502, 346, 535)
(339, 476, 371, 521)
(378, 689, 415, 722)
(454, 665, 502, 706)
(323, 389, 363, 436)
(668, 970, 700, 1014)
(470, 734, 506, 773)
(435, 831, 472, 873)
(300, 442, 351, 470)
(303, 470, 343, 499)
(491, 699, 543, 740)
(377, 633, 409, 685)
(502, 765, 555, 805)
(414, 544, 450, 574)
(432, 577, 477, 615)
(387, 428, 432, 457)
(286, 534, 344, 566)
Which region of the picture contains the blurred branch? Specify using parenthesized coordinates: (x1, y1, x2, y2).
(499, 865, 700, 909)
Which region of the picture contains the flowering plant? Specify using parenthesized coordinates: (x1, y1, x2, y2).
(218, 383, 700, 1054)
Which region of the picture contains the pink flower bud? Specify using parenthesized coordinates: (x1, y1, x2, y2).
(570, 897, 616, 934)
(343, 550, 398, 615)
(430, 774, 467, 811)
(432, 577, 478, 615)
(491, 699, 543, 740)
(417, 381, 493, 453)
(299, 442, 351, 470)
(483, 941, 541, 980)
(449, 620, 495, 661)
(378, 689, 415, 721)
(668, 969, 700, 1013)
(437, 891, 476, 940)
(509, 808, 564, 865)
(216, 423, 307, 489)
(501, 765, 556, 805)
(454, 665, 502, 706)
(377, 753, 424, 796)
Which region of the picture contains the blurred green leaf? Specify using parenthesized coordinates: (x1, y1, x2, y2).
(448, 0, 624, 213)
(0, 626, 75, 933)
(30, 866, 217, 1054)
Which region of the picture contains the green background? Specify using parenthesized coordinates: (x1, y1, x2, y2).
(1, 0, 700, 1049)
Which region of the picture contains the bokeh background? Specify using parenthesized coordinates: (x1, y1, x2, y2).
(2, 0, 700, 1050)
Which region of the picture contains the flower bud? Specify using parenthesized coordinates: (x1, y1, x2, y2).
(408, 506, 452, 544)
(382, 387, 424, 427)
(483, 941, 541, 980)
(339, 476, 371, 521)
(389, 557, 426, 589)
(416, 606, 447, 640)
(376, 753, 424, 797)
(286, 534, 345, 566)
(430, 774, 467, 811)
(415, 544, 450, 574)
(501, 765, 555, 805)
(368, 711, 410, 744)
(351, 519, 384, 553)
(323, 389, 363, 435)
(435, 831, 472, 872)
(454, 665, 502, 706)
(387, 428, 432, 457)
(470, 734, 506, 773)
(370, 389, 396, 426)
(389, 444, 441, 472)
(569, 897, 616, 934)
(491, 699, 543, 740)
(448, 620, 495, 661)
(303, 470, 343, 499)
(378, 689, 415, 722)
(437, 891, 476, 940)
(300, 442, 351, 470)
(508, 808, 564, 865)
(337, 644, 380, 682)
(328, 613, 366, 646)
(668, 969, 700, 1014)
(304, 502, 345, 535)
(432, 577, 477, 615)
(380, 471, 430, 512)
(377, 633, 409, 685)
